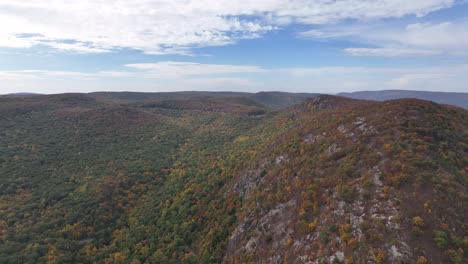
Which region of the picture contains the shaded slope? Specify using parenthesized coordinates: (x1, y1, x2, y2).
(135, 97, 266, 116)
(251, 91, 320, 110)
(89, 91, 318, 110)
(90, 91, 251, 104)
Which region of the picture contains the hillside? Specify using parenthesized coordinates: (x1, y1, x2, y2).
(89, 91, 319, 110)
(338, 90, 468, 109)
(0, 94, 466, 264)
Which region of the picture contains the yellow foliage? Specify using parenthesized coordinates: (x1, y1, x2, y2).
(113, 229, 122, 239)
(234, 135, 250, 143)
(309, 219, 318, 232)
(299, 208, 306, 218)
(424, 202, 430, 210)
(285, 238, 293, 247)
(112, 252, 126, 263)
(340, 224, 352, 242)
(424, 202, 432, 214)
(47, 245, 61, 264)
(384, 144, 393, 154)
(347, 238, 358, 250)
(417, 256, 428, 264)
(340, 224, 351, 234)
(412, 216, 424, 227)
(376, 251, 387, 264)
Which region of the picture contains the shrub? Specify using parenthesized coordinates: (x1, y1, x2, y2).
(319, 229, 330, 244)
(433, 230, 449, 249)
(347, 238, 358, 250)
(337, 184, 358, 203)
(339, 224, 352, 242)
(412, 216, 424, 227)
(363, 179, 374, 190)
(412, 216, 424, 237)
(376, 251, 387, 264)
(309, 219, 318, 232)
(450, 235, 464, 249)
(447, 249, 462, 264)
(417, 256, 428, 264)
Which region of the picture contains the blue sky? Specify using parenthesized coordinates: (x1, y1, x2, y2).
(0, 0, 467, 94)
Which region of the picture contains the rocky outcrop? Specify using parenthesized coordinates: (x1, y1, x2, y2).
(224, 200, 297, 262)
(233, 159, 269, 198)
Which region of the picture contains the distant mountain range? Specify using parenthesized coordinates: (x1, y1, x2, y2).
(2, 91, 319, 110)
(338, 90, 468, 109)
(2, 92, 40, 97)
(4, 90, 467, 109)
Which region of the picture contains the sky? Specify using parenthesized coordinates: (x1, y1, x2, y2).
(1, 0, 468, 94)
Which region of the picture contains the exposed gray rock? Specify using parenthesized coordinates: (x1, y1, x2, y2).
(267, 255, 282, 264)
(225, 200, 297, 259)
(372, 166, 383, 187)
(303, 133, 323, 143)
(337, 125, 346, 133)
(324, 143, 340, 154)
(353, 117, 375, 134)
(354, 117, 366, 125)
(275, 154, 289, 165)
(330, 251, 345, 263)
(387, 242, 412, 263)
(233, 159, 269, 198)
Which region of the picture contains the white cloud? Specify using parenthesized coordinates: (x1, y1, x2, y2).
(1, 62, 468, 94)
(382, 21, 468, 53)
(280, 64, 468, 92)
(0, 71, 41, 80)
(344, 48, 440, 57)
(0, 62, 266, 82)
(0, 0, 456, 54)
(44, 42, 111, 53)
(301, 18, 468, 57)
(0, 70, 104, 82)
(125, 61, 265, 78)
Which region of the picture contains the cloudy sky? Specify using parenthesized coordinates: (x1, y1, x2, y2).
(1, 0, 468, 94)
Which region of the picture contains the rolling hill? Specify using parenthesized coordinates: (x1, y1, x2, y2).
(0, 93, 466, 263)
(88, 91, 319, 110)
(338, 90, 468, 109)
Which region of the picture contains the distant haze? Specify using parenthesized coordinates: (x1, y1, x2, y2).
(338, 90, 468, 109)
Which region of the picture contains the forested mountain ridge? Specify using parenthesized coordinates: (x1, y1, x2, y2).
(338, 90, 468, 109)
(224, 96, 467, 263)
(89, 91, 319, 110)
(0, 93, 466, 263)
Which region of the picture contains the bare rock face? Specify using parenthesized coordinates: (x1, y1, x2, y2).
(226, 164, 415, 263)
(303, 133, 324, 144)
(275, 154, 289, 165)
(224, 200, 297, 262)
(308, 95, 338, 110)
(233, 159, 269, 198)
(324, 143, 340, 155)
(233, 154, 290, 198)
